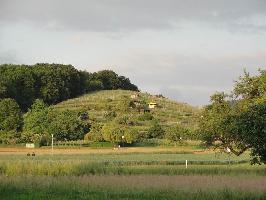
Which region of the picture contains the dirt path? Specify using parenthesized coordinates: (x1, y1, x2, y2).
(0, 147, 202, 155)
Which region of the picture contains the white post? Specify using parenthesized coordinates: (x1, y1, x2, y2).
(186, 160, 188, 169)
(51, 134, 54, 155)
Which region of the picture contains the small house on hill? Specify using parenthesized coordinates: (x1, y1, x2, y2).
(130, 93, 139, 99)
(148, 102, 157, 109)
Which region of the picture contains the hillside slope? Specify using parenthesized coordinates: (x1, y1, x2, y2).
(55, 90, 200, 132)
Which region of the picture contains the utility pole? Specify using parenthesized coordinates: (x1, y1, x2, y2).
(52, 134, 54, 155)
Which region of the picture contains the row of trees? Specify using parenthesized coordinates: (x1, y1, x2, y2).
(0, 63, 138, 111)
(199, 69, 265, 164)
(85, 116, 195, 145)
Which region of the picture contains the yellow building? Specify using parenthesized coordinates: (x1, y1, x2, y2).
(148, 102, 157, 109)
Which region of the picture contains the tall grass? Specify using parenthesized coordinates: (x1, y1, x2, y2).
(0, 159, 265, 176)
(0, 176, 265, 200)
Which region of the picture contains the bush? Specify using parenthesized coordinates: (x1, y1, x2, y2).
(138, 113, 154, 121)
(147, 120, 165, 139)
(84, 123, 104, 142)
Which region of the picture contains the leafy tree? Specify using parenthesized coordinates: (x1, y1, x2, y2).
(228, 103, 266, 164)
(33, 63, 82, 104)
(0, 98, 22, 143)
(85, 123, 104, 142)
(0, 98, 22, 132)
(102, 122, 125, 144)
(165, 125, 189, 142)
(48, 109, 89, 141)
(0, 64, 138, 110)
(95, 70, 120, 90)
(115, 114, 135, 126)
(0, 65, 36, 110)
(124, 128, 138, 144)
(22, 99, 51, 143)
(102, 121, 138, 144)
(118, 76, 138, 91)
(147, 120, 165, 139)
(199, 69, 266, 163)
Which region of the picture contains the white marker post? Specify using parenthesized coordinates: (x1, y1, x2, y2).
(186, 160, 188, 169)
(51, 134, 54, 155)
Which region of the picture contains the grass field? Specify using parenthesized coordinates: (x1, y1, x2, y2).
(0, 146, 265, 199)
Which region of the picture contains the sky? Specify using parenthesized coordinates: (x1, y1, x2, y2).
(0, 0, 266, 106)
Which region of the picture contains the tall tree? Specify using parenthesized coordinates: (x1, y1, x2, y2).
(0, 98, 22, 144)
(0, 98, 22, 132)
(199, 69, 266, 164)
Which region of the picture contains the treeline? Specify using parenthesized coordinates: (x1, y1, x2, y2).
(0, 99, 89, 145)
(0, 63, 138, 111)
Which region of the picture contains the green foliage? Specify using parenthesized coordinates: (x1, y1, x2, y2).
(234, 69, 266, 100)
(49, 110, 90, 141)
(116, 96, 131, 112)
(148, 120, 165, 139)
(114, 114, 135, 126)
(0, 65, 36, 110)
(23, 100, 90, 143)
(229, 103, 266, 164)
(22, 99, 51, 143)
(164, 125, 190, 141)
(0, 64, 138, 110)
(124, 128, 138, 144)
(0, 98, 22, 144)
(102, 122, 125, 144)
(138, 113, 154, 121)
(85, 123, 104, 142)
(0, 98, 22, 132)
(199, 69, 266, 164)
(103, 111, 117, 120)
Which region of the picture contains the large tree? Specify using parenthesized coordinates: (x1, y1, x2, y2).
(48, 109, 90, 141)
(0, 98, 22, 143)
(22, 99, 51, 143)
(0, 98, 22, 132)
(199, 69, 266, 163)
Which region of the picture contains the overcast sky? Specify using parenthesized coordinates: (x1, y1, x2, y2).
(0, 0, 265, 105)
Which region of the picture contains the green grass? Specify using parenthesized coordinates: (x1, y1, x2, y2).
(0, 148, 265, 199)
(0, 176, 265, 200)
(54, 90, 200, 130)
(0, 152, 264, 176)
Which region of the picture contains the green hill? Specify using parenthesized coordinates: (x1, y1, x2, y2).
(54, 90, 200, 133)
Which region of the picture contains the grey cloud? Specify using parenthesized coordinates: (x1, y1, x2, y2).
(0, 50, 20, 64)
(0, 0, 266, 32)
(112, 53, 263, 105)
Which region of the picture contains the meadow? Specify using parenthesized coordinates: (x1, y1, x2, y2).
(0, 146, 265, 199)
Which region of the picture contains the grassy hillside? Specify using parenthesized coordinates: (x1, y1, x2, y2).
(54, 90, 200, 132)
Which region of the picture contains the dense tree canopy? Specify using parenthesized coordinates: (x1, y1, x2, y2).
(0, 98, 22, 144)
(49, 109, 90, 141)
(22, 99, 51, 143)
(0, 64, 138, 111)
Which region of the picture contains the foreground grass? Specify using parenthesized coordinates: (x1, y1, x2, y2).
(0, 148, 265, 199)
(0, 176, 265, 200)
(0, 151, 264, 176)
(0, 160, 265, 176)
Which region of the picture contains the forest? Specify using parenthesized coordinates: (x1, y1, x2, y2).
(0, 63, 138, 111)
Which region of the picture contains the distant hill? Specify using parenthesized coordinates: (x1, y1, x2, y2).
(55, 90, 200, 132)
